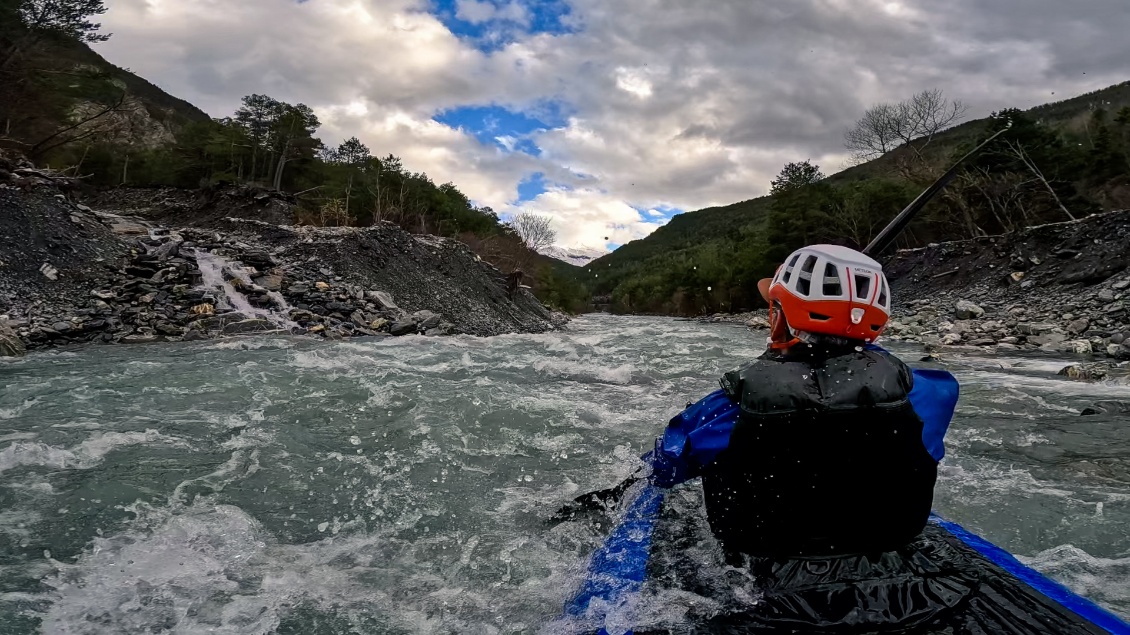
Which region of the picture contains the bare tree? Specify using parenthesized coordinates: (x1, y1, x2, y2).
(508, 212, 557, 252)
(1000, 139, 1075, 221)
(845, 89, 967, 164)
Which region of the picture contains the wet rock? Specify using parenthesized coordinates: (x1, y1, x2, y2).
(253, 274, 283, 291)
(0, 321, 26, 356)
(968, 338, 997, 346)
(155, 323, 185, 336)
(121, 334, 161, 344)
(390, 319, 417, 336)
(954, 300, 984, 319)
(221, 318, 276, 335)
(1058, 364, 1107, 381)
(181, 330, 209, 342)
(1080, 400, 1130, 416)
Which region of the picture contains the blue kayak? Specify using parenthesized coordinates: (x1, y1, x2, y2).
(558, 483, 1130, 635)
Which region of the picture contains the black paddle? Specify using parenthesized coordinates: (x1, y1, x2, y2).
(550, 119, 1013, 523)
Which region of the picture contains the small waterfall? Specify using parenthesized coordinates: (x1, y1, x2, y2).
(193, 249, 299, 332)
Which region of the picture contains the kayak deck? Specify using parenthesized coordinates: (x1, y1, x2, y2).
(561, 483, 1129, 635)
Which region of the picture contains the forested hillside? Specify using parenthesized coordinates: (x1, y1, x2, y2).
(587, 84, 1130, 315)
(0, 0, 589, 313)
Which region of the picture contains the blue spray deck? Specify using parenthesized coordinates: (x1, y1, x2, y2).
(561, 483, 1130, 635)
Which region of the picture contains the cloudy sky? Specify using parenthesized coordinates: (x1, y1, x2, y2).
(95, 0, 1128, 250)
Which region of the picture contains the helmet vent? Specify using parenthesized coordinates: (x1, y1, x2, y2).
(822, 263, 842, 296)
(809, 312, 832, 321)
(783, 254, 800, 283)
(854, 274, 871, 300)
(878, 279, 888, 307)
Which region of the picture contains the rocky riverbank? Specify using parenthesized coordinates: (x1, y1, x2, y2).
(882, 210, 1130, 365)
(686, 209, 1130, 377)
(0, 158, 565, 355)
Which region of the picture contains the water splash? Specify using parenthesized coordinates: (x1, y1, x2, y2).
(193, 249, 299, 332)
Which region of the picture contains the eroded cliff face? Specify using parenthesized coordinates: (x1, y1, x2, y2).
(0, 161, 564, 353)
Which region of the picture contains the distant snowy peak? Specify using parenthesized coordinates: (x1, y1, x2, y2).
(540, 245, 609, 267)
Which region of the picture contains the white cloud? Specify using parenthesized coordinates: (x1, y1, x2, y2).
(455, 0, 497, 24)
(512, 186, 665, 249)
(95, 0, 1130, 249)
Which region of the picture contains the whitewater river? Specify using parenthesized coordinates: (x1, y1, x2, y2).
(1, 315, 1128, 633)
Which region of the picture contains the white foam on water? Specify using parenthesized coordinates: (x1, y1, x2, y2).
(531, 359, 637, 385)
(0, 397, 41, 421)
(0, 430, 186, 474)
(0, 431, 38, 443)
(1018, 545, 1130, 620)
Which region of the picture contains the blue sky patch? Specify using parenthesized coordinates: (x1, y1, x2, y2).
(515, 172, 547, 203)
(434, 103, 569, 155)
(428, 0, 574, 52)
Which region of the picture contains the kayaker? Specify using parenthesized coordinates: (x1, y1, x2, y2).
(643, 244, 960, 562)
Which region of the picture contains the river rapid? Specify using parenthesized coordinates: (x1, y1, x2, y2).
(1, 314, 1128, 634)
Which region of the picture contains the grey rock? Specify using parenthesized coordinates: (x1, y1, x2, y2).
(253, 274, 283, 291)
(1110, 333, 1126, 345)
(417, 313, 442, 331)
(370, 291, 399, 311)
(390, 319, 417, 336)
(1098, 289, 1117, 302)
(1017, 323, 1056, 336)
(1113, 280, 1130, 291)
(51, 321, 72, 333)
(287, 284, 310, 295)
(155, 323, 185, 336)
(1029, 332, 1067, 347)
(1063, 340, 1093, 355)
(955, 300, 985, 320)
(0, 322, 27, 357)
(350, 310, 370, 328)
(1067, 318, 1090, 335)
(181, 329, 209, 342)
(1058, 364, 1106, 381)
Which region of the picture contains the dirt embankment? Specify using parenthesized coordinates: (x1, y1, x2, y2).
(0, 165, 564, 354)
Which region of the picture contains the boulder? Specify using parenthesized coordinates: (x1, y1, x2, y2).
(941, 333, 963, 345)
(954, 300, 985, 320)
(390, 319, 417, 336)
